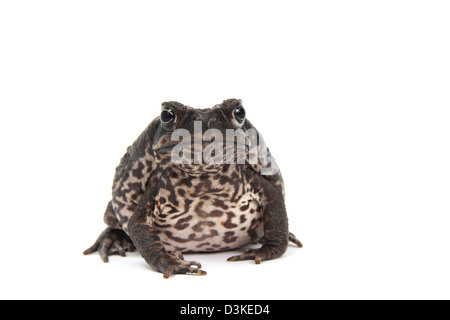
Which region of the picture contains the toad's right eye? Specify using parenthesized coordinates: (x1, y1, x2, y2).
(160, 108, 176, 126)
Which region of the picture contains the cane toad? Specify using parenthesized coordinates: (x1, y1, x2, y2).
(84, 99, 302, 278)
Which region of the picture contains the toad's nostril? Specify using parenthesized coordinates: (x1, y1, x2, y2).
(191, 110, 218, 129)
(207, 118, 215, 129)
(191, 112, 203, 122)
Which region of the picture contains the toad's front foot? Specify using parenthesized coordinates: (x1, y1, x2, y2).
(159, 252, 207, 279)
(83, 228, 135, 262)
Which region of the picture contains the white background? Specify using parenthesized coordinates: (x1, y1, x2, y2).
(1, 0, 450, 300)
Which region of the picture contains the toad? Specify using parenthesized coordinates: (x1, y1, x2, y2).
(84, 99, 302, 278)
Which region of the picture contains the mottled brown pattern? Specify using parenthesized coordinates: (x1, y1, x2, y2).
(84, 99, 302, 278)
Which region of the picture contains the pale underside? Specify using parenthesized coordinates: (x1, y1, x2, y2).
(151, 189, 264, 253)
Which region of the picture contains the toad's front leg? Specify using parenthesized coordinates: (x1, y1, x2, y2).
(227, 200, 289, 263)
(128, 190, 206, 278)
(129, 223, 206, 278)
(228, 171, 292, 263)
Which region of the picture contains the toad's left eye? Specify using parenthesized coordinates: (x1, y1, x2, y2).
(160, 108, 176, 125)
(233, 106, 246, 124)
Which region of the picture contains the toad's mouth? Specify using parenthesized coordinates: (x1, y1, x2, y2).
(153, 136, 251, 168)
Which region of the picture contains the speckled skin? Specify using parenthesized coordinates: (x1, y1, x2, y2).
(84, 99, 302, 278)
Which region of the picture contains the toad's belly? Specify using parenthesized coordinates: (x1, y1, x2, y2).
(152, 194, 264, 253)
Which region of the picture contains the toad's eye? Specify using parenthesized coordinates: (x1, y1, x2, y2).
(233, 106, 246, 125)
(160, 108, 176, 126)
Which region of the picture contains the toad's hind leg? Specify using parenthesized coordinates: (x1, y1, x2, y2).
(83, 228, 136, 262)
(228, 232, 303, 263)
(253, 232, 303, 247)
(102, 201, 122, 229)
(289, 232, 303, 248)
(84, 201, 135, 262)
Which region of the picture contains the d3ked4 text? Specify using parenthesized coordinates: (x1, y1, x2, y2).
(224, 304, 270, 315)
